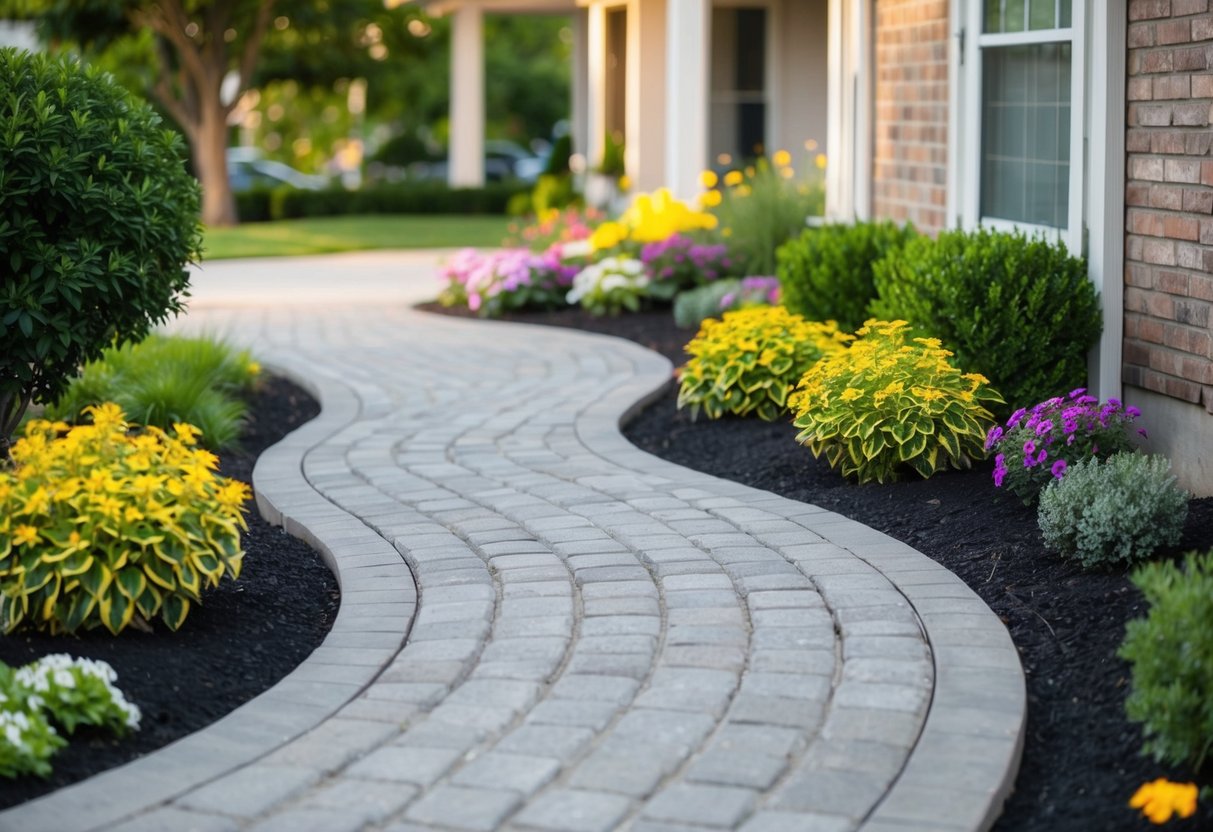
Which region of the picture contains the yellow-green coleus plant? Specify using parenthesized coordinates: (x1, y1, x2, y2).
(0, 403, 249, 634)
(789, 320, 1003, 483)
(677, 306, 852, 421)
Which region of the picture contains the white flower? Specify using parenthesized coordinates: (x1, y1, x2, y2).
(560, 239, 593, 259)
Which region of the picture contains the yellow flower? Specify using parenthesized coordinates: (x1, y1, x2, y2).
(1129, 779, 1198, 824)
(815, 153, 828, 170)
(772, 149, 792, 168)
(173, 423, 201, 446)
(247, 361, 262, 376)
(724, 170, 744, 187)
(13, 525, 40, 546)
(85, 402, 126, 432)
(589, 220, 627, 251)
(617, 174, 631, 192)
(699, 189, 723, 208)
(699, 169, 718, 189)
(841, 388, 863, 402)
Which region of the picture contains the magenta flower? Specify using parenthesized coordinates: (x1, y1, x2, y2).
(1007, 408, 1027, 428)
(1051, 459, 1067, 479)
(984, 425, 1004, 450)
(1035, 420, 1054, 436)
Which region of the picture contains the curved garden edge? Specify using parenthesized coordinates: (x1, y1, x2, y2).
(0, 356, 417, 832)
(556, 322, 1028, 831)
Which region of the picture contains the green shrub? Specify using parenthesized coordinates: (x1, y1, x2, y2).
(236, 181, 529, 223)
(1120, 550, 1213, 770)
(673, 280, 742, 329)
(777, 221, 917, 332)
(870, 227, 1100, 413)
(1037, 453, 1188, 568)
(790, 320, 1003, 483)
(0, 49, 201, 448)
(678, 307, 852, 421)
(0, 654, 140, 778)
(0, 404, 249, 634)
(708, 155, 825, 275)
(47, 335, 259, 451)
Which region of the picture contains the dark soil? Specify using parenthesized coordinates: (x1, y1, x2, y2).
(0, 376, 338, 809)
(421, 302, 1213, 832)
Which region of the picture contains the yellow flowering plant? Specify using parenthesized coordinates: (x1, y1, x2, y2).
(677, 307, 852, 421)
(1129, 779, 1198, 825)
(0, 404, 249, 635)
(589, 188, 718, 252)
(789, 320, 1003, 483)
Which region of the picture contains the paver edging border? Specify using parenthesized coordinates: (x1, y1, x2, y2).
(558, 330, 1027, 832)
(0, 355, 418, 832)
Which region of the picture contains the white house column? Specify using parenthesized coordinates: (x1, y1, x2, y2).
(571, 8, 591, 165)
(664, 0, 710, 202)
(626, 0, 667, 191)
(825, 0, 870, 220)
(586, 3, 608, 170)
(449, 5, 485, 187)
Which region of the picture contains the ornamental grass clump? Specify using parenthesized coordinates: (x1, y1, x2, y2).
(0, 49, 201, 452)
(1120, 551, 1213, 771)
(567, 257, 649, 315)
(790, 320, 1003, 483)
(677, 307, 852, 422)
(0, 654, 140, 778)
(0, 404, 249, 635)
(1037, 453, 1187, 568)
(986, 390, 1145, 504)
(47, 335, 261, 452)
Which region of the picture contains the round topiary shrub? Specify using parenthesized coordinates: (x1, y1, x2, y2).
(870, 227, 1100, 414)
(776, 220, 916, 332)
(0, 48, 201, 448)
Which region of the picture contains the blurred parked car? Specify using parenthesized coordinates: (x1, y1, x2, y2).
(407, 140, 544, 184)
(227, 148, 329, 192)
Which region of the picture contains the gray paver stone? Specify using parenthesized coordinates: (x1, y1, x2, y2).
(641, 783, 758, 828)
(405, 784, 523, 831)
(175, 764, 319, 818)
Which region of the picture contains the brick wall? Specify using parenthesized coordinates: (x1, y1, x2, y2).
(871, 0, 949, 233)
(1124, 0, 1213, 407)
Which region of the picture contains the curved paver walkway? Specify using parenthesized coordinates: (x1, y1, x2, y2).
(2, 252, 1025, 832)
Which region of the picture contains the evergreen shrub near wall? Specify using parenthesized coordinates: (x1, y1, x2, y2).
(776, 220, 916, 332)
(870, 227, 1101, 413)
(235, 181, 529, 223)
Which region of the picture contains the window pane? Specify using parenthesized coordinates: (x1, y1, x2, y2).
(1059, 0, 1072, 27)
(1029, 0, 1056, 30)
(980, 42, 1072, 228)
(985, 0, 1027, 33)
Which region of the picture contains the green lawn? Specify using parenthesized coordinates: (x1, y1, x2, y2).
(202, 214, 512, 260)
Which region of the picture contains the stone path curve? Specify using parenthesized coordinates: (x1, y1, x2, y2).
(1, 252, 1025, 832)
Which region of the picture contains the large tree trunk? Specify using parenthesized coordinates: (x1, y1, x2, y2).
(192, 105, 237, 228)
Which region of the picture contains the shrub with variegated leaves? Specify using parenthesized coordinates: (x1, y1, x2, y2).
(0, 403, 249, 634)
(789, 320, 1003, 483)
(677, 306, 852, 421)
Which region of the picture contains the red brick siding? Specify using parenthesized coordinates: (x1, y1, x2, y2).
(1124, 0, 1213, 408)
(871, 0, 949, 233)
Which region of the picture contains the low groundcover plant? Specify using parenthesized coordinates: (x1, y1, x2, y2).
(987, 389, 1144, 504)
(566, 257, 649, 316)
(677, 306, 851, 421)
(0, 654, 140, 778)
(790, 320, 1003, 483)
(0, 403, 249, 634)
(1037, 452, 1188, 568)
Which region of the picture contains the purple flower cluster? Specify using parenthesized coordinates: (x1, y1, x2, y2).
(720, 276, 781, 311)
(639, 233, 734, 289)
(986, 388, 1145, 501)
(440, 244, 580, 316)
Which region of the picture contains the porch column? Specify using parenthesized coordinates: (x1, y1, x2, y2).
(571, 8, 590, 166)
(449, 5, 485, 187)
(664, 0, 710, 202)
(626, 0, 667, 192)
(825, 0, 870, 220)
(586, 3, 608, 170)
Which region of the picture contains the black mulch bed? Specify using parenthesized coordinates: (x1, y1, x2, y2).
(0, 376, 339, 809)
(421, 302, 1213, 832)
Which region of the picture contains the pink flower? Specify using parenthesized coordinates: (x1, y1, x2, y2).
(1051, 459, 1067, 479)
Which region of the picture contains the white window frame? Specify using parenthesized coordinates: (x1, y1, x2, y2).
(959, 0, 1086, 254)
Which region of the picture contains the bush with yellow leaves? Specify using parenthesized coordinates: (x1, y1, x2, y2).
(790, 320, 1003, 483)
(0, 404, 248, 635)
(677, 306, 852, 421)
